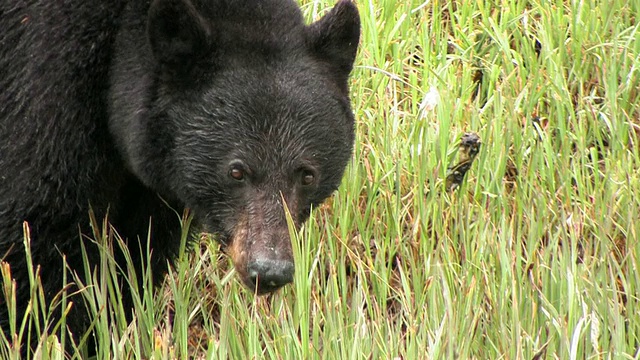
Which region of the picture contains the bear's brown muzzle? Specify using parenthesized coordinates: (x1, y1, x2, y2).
(224, 197, 296, 294)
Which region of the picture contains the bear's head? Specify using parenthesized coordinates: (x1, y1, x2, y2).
(114, 0, 360, 294)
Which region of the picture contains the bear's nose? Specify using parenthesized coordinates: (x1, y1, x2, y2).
(247, 258, 295, 294)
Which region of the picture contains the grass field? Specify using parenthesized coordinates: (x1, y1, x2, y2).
(3, 0, 640, 359)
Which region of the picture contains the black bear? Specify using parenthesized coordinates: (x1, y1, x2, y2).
(0, 0, 359, 349)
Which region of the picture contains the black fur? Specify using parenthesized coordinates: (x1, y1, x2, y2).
(0, 0, 359, 352)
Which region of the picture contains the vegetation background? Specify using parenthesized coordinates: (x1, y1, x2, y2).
(2, 0, 639, 359)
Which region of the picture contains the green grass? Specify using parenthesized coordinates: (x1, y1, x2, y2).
(3, 0, 640, 358)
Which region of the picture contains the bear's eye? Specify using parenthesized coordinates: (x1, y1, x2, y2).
(228, 161, 247, 182)
(300, 169, 317, 186)
(230, 167, 244, 181)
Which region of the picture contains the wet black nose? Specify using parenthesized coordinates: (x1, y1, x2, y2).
(247, 258, 295, 294)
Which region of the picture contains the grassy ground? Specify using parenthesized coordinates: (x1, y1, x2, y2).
(2, 0, 640, 359)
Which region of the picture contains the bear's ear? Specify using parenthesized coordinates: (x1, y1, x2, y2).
(306, 1, 360, 92)
(148, 0, 212, 78)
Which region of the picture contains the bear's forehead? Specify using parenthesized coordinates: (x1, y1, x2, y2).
(199, 70, 341, 120)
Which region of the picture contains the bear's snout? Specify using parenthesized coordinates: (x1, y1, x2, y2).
(227, 236, 296, 294)
(224, 206, 297, 295)
(246, 258, 295, 294)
